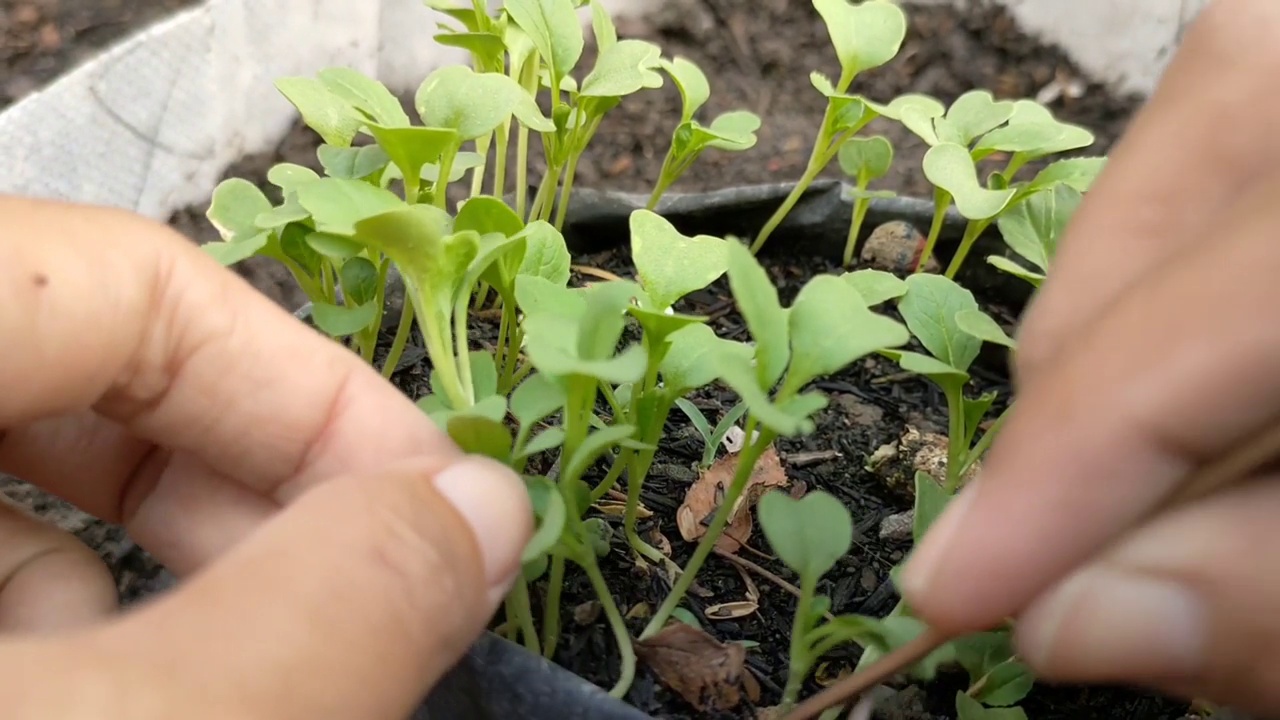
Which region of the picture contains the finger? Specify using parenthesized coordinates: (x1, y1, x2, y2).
(898, 175, 1280, 633)
(67, 456, 529, 720)
(0, 196, 458, 569)
(1013, 0, 1280, 378)
(0, 500, 116, 632)
(1014, 477, 1280, 716)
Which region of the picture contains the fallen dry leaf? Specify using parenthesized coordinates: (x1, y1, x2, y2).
(596, 500, 652, 519)
(573, 601, 602, 625)
(626, 602, 651, 620)
(677, 445, 788, 553)
(704, 600, 759, 620)
(636, 621, 761, 712)
(648, 528, 673, 556)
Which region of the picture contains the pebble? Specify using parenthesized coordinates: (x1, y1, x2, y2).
(878, 510, 914, 542)
(860, 221, 941, 274)
(833, 394, 884, 426)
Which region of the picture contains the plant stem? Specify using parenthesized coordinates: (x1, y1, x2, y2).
(494, 119, 511, 198)
(623, 454, 668, 564)
(646, 149, 682, 210)
(580, 550, 637, 699)
(843, 181, 872, 267)
(959, 402, 1012, 477)
(470, 133, 492, 198)
(750, 141, 827, 254)
(529, 161, 561, 223)
(516, 125, 531, 218)
(454, 292, 475, 406)
(944, 386, 967, 493)
(641, 421, 772, 640)
(944, 218, 993, 279)
(780, 574, 818, 709)
(589, 447, 632, 502)
(433, 149, 458, 210)
(380, 301, 416, 379)
(507, 576, 541, 654)
(914, 188, 953, 273)
(553, 153, 580, 230)
(540, 554, 565, 658)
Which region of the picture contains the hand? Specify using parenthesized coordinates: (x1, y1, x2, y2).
(0, 195, 531, 718)
(898, 0, 1280, 713)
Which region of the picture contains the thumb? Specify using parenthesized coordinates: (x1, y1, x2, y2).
(96, 455, 531, 719)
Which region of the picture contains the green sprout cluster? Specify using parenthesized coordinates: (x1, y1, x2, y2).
(200, 0, 1094, 716)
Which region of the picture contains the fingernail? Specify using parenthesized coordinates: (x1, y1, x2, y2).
(899, 481, 978, 601)
(432, 456, 532, 606)
(1018, 565, 1206, 680)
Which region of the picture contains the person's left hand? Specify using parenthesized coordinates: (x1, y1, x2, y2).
(0, 194, 532, 718)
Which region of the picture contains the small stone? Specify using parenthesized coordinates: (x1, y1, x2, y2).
(834, 395, 884, 426)
(859, 567, 879, 592)
(878, 510, 914, 542)
(573, 601, 602, 625)
(651, 462, 697, 484)
(867, 426, 980, 499)
(860, 221, 940, 274)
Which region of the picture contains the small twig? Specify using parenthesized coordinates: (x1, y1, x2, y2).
(785, 449, 842, 467)
(714, 548, 836, 622)
(571, 264, 626, 283)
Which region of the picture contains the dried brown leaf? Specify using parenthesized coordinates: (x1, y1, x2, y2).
(677, 445, 788, 554)
(636, 622, 761, 712)
(573, 601, 602, 625)
(704, 600, 759, 620)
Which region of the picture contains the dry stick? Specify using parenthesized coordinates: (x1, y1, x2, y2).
(783, 420, 1280, 720)
(714, 548, 837, 623)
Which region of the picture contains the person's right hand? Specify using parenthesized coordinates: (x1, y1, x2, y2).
(899, 0, 1280, 713)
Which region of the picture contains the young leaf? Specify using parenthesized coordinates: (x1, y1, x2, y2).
(630, 210, 728, 310)
(296, 178, 405, 236)
(898, 273, 983, 372)
(519, 427, 566, 458)
(515, 274, 587, 318)
(955, 692, 1028, 720)
(523, 476, 568, 563)
(365, 124, 459, 198)
(318, 67, 410, 127)
(510, 371, 567, 428)
(468, 350, 501, 400)
(310, 300, 379, 337)
(588, 0, 617, 52)
(972, 99, 1094, 159)
(955, 309, 1016, 349)
(207, 179, 272, 242)
(997, 182, 1081, 273)
(563, 424, 639, 481)
(584, 517, 613, 557)
(1026, 156, 1107, 193)
(842, 268, 907, 307)
(912, 470, 952, 542)
(447, 414, 515, 461)
(716, 350, 819, 437)
(704, 111, 761, 150)
(985, 255, 1045, 287)
(943, 90, 1015, 146)
(523, 314, 649, 383)
(306, 231, 365, 261)
(317, 144, 391, 180)
(274, 77, 362, 147)
(786, 274, 911, 390)
(838, 135, 894, 181)
(517, 221, 573, 286)
(954, 633, 1036, 707)
(823, 614, 956, 679)
(279, 223, 323, 277)
(339, 256, 380, 306)
(922, 143, 1016, 220)
(415, 65, 554, 140)
(579, 39, 664, 99)
(661, 56, 711, 123)
(659, 325, 751, 395)
(813, 0, 907, 80)
(456, 195, 526, 238)
(725, 240, 790, 388)
(504, 0, 584, 85)
(758, 490, 853, 581)
(674, 398, 713, 441)
(266, 163, 320, 195)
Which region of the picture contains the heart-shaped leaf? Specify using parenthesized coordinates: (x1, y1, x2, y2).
(659, 324, 752, 395)
(944, 90, 1015, 146)
(973, 99, 1094, 158)
(317, 144, 390, 180)
(1026, 156, 1107, 193)
(516, 221, 572, 285)
(310, 300, 379, 337)
(703, 111, 761, 151)
(415, 65, 554, 140)
(758, 490, 853, 582)
(838, 135, 894, 182)
(580, 39, 664, 99)
(661, 56, 711, 122)
(997, 182, 1081, 273)
(266, 163, 320, 195)
(207, 179, 272, 242)
(630, 210, 728, 310)
(786, 274, 911, 390)
(923, 143, 1016, 220)
(842, 268, 907, 306)
(898, 273, 984, 372)
(510, 371, 567, 428)
(296, 177, 405, 236)
(366, 123, 459, 199)
(447, 413, 515, 461)
(339, 256, 380, 306)
(725, 240, 790, 389)
(318, 67, 410, 127)
(813, 0, 907, 79)
(275, 77, 362, 147)
(504, 0, 584, 85)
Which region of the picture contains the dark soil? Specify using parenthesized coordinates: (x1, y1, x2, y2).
(4, 0, 1193, 719)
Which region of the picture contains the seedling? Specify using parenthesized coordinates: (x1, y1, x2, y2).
(987, 181, 1083, 287)
(674, 398, 748, 469)
(836, 135, 897, 266)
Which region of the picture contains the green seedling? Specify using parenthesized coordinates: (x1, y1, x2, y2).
(674, 398, 748, 468)
(837, 135, 897, 266)
(758, 490, 956, 712)
(988, 181, 1083, 287)
(884, 273, 1017, 492)
(648, 56, 761, 209)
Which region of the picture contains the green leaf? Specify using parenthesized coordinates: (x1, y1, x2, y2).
(661, 56, 711, 123)
(580, 39, 664, 99)
(340, 256, 380, 305)
(821, 614, 956, 679)
(813, 0, 907, 79)
(898, 273, 983, 371)
(318, 67, 410, 127)
(523, 314, 648, 384)
(310, 300, 379, 337)
(275, 77, 362, 147)
(366, 123, 459, 198)
(207, 179, 272, 242)
(447, 414, 515, 461)
(588, 0, 617, 52)
(660, 325, 751, 395)
(296, 178, 405, 236)
(912, 470, 952, 542)
(517, 221, 572, 286)
(716, 349, 819, 436)
(468, 350, 501, 400)
(973, 99, 1094, 158)
(630, 210, 727, 310)
(416, 65, 554, 141)
(519, 427, 566, 458)
(725, 240, 790, 388)
(317, 144, 391, 179)
(838, 135, 894, 182)
(944, 90, 1015, 146)
(515, 274, 586, 318)
(883, 350, 970, 395)
(523, 476, 567, 563)
(456, 195, 526, 238)
(985, 255, 1044, 287)
(842, 268, 907, 306)
(279, 223, 323, 277)
(954, 632, 1035, 707)
(510, 372, 567, 428)
(956, 692, 1028, 720)
(704, 111, 761, 150)
(962, 391, 997, 448)
(266, 163, 321, 195)
(674, 398, 712, 440)
(202, 235, 268, 266)
(786, 274, 911, 390)
(504, 0, 584, 85)
(923, 143, 1016, 220)
(583, 517, 613, 557)
(306, 232, 365, 261)
(255, 195, 311, 230)
(1027, 156, 1107, 193)
(997, 183, 1081, 273)
(435, 31, 508, 66)
(757, 490, 853, 581)
(955, 309, 1016, 349)
(564, 424, 638, 481)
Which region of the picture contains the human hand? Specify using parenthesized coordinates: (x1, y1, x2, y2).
(897, 0, 1280, 713)
(0, 195, 531, 718)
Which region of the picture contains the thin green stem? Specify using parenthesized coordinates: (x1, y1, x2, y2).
(516, 125, 531, 218)
(641, 422, 773, 639)
(959, 402, 1012, 477)
(507, 576, 541, 654)
(589, 447, 632, 502)
(470, 133, 492, 198)
(540, 555, 565, 658)
(553, 153, 580, 230)
(433, 148, 458, 210)
(580, 550, 637, 698)
(647, 148, 681, 210)
(494, 119, 511, 198)
(944, 218, 993, 279)
(944, 386, 967, 493)
(494, 301, 511, 390)
(529, 160, 561, 223)
(380, 301, 415, 379)
(750, 140, 828, 254)
(914, 188, 953, 273)
(843, 180, 873, 267)
(623, 452, 666, 564)
(780, 574, 818, 709)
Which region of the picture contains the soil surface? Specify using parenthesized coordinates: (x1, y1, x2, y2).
(2, 1, 1196, 719)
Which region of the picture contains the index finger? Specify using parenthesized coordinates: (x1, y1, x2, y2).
(0, 195, 457, 531)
